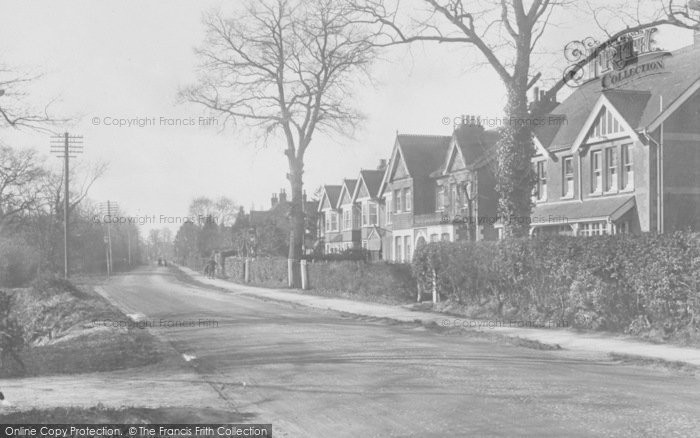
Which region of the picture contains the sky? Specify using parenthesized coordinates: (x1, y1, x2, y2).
(0, 0, 694, 236)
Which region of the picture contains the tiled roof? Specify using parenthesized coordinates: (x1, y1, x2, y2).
(397, 134, 451, 179)
(343, 178, 357, 196)
(323, 185, 342, 208)
(536, 44, 700, 151)
(453, 125, 499, 168)
(359, 169, 384, 198)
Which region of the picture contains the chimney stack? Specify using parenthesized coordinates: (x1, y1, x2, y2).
(377, 159, 387, 171)
(279, 188, 287, 203)
(271, 193, 278, 208)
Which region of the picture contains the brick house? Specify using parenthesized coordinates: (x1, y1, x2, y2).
(377, 134, 453, 262)
(336, 178, 361, 251)
(430, 120, 501, 243)
(526, 41, 700, 236)
(376, 124, 501, 262)
(350, 164, 387, 260)
(317, 185, 342, 253)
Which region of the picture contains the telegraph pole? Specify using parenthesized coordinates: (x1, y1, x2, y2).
(99, 201, 118, 277)
(50, 132, 83, 279)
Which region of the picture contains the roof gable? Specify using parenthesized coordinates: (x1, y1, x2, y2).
(446, 143, 466, 173)
(389, 148, 410, 181)
(571, 95, 640, 152)
(356, 178, 370, 199)
(318, 185, 341, 211)
(338, 179, 357, 206)
(537, 46, 700, 150)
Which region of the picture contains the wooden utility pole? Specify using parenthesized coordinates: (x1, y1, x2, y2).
(50, 133, 83, 279)
(99, 201, 118, 277)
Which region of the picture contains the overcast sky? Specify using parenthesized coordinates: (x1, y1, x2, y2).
(0, 0, 693, 235)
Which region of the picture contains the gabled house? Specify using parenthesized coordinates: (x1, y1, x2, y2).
(350, 163, 387, 260)
(528, 41, 700, 236)
(430, 119, 500, 242)
(378, 134, 451, 262)
(337, 178, 360, 251)
(317, 185, 342, 253)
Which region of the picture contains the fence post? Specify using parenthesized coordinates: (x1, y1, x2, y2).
(244, 258, 250, 283)
(300, 259, 310, 290)
(432, 268, 438, 304)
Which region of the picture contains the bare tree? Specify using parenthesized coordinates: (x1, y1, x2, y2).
(187, 196, 239, 226)
(183, 0, 375, 286)
(0, 66, 64, 133)
(354, 0, 700, 237)
(0, 146, 46, 234)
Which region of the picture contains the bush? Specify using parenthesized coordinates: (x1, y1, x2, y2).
(0, 237, 40, 287)
(249, 257, 288, 287)
(223, 257, 245, 282)
(309, 261, 416, 304)
(222, 256, 288, 288)
(413, 232, 700, 338)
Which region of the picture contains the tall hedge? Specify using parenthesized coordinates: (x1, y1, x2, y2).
(308, 261, 416, 303)
(413, 232, 700, 335)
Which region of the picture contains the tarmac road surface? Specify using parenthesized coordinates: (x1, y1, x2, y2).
(95, 266, 700, 437)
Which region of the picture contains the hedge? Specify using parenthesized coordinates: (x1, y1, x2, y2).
(412, 232, 700, 338)
(223, 256, 288, 288)
(308, 261, 416, 304)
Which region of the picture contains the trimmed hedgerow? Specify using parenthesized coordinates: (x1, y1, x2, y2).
(223, 257, 245, 283)
(307, 261, 416, 304)
(248, 257, 288, 288)
(413, 232, 700, 339)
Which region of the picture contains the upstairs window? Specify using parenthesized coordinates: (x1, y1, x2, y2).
(591, 150, 603, 194)
(621, 143, 634, 190)
(436, 186, 445, 211)
(394, 189, 402, 212)
(342, 208, 352, 230)
(404, 188, 412, 212)
(361, 203, 368, 226)
(535, 161, 547, 201)
(605, 147, 618, 192)
(329, 212, 338, 231)
(562, 157, 574, 198)
(369, 203, 378, 225)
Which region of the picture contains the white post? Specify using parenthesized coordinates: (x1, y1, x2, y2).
(432, 268, 438, 304)
(300, 259, 309, 290)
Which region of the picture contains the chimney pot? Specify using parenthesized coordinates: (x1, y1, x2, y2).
(377, 159, 387, 171)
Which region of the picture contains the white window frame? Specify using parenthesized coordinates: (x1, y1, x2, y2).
(591, 150, 603, 194)
(605, 147, 618, 193)
(536, 160, 547, 201)
(404, 188, 412, 212)
(621, 143, 634, 191)
(562, 156, 574, 199)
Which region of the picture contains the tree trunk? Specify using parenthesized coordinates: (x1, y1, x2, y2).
(287, 157, 304, 288)
(496, 82, 535, 238)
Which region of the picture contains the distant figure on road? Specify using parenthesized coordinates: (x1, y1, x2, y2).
(204, 258, 217, 279)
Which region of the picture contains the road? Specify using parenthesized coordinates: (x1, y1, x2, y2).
(97, 266, 700, 437)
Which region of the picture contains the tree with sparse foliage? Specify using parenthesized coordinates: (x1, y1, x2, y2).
(183, 0, 375, 286)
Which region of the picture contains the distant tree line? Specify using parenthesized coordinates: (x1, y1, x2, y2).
(0, 144, 140, 286)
